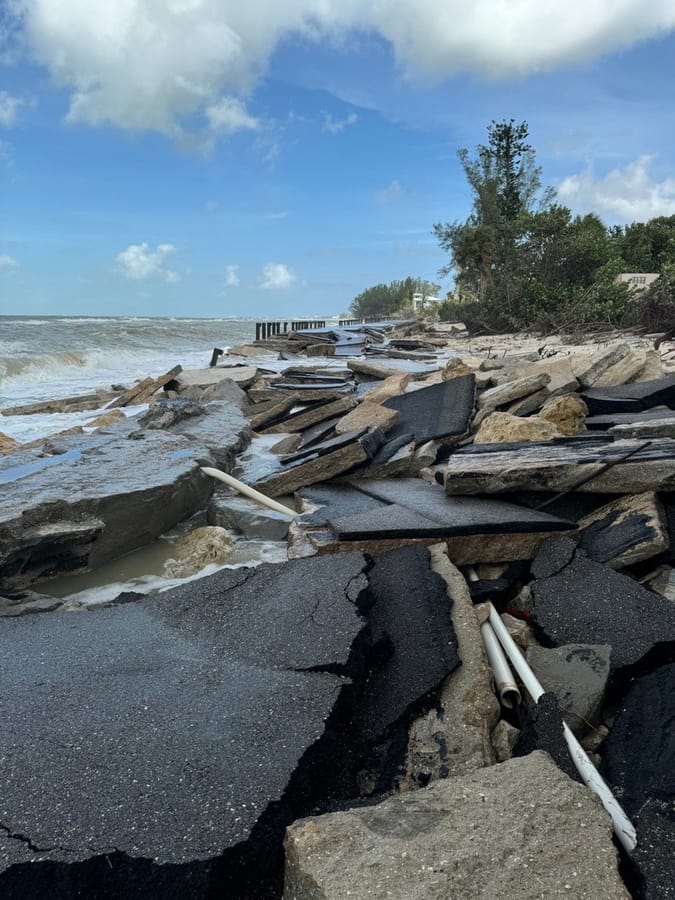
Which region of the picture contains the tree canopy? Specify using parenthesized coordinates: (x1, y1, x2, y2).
(350, 276, 440, 318)
(434, 120, 643, 333)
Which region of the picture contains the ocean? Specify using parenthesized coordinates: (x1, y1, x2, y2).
(0, 315, 292, 604)
(0, 315, 260, 441)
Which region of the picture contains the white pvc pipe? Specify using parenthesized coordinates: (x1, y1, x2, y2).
(486, 603, 637, 853)
(200, 467, 296, 517)
(480, 621, 521, 708)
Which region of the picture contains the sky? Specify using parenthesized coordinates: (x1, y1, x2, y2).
(2, 1, 675, 318)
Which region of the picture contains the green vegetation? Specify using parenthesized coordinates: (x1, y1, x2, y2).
(351, 121, 675, 334)
(350, 276, 440, 318)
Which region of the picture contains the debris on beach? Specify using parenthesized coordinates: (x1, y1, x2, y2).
(2, 320, 675, 898)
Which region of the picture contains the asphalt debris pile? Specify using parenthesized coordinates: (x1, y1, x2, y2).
(2, 323, 675, 898)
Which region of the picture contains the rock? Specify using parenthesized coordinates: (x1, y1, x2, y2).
(0, 432, 20, 456)
(271, 434, 303, 455)
(441, 357, 473, 379)
(353, 437, 416, 479)
(283, 751, 629, 900)
(573, 342, 632, 388)
(334, 401, 399, 435)
(478, 372, 551, 410)
(0, 553, 373, 898)
(174, 365, 258, 391)
(578, 491, 669, 568)
(531, 536, 675, 672)
(507, 387, 552, 416)
(403, 548, 499, 785)
(87, 409, 126, 428)
(382, 375, 476, 445)
(474, 411, 560, 444)
(0, 429, 216, 591)
(444, 436, 675, 495)
(261, 396, 357, 435)
(205, 376, 249, 409)
(248, 397, 297, 431)
(592, 348, 648, 387)
(539, 394, 588, 436)
(491, 719, 519, 762)
(632, 348, 664, 382)
(208, 492, 293, 540)
(361, 373, 411, 402)
(305, 343, 336, 357)
(248, 387, 354, 404)
(0, 592, 62, 616)
(602, 663, 675, 900)
(526, 644, 611, 737)
(501, 612, 535, 650)
(162, 525, 234, 578)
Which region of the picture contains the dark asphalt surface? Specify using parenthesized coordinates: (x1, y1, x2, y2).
(0, 553, 369, 872)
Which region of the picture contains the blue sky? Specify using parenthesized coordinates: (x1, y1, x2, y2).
(2, 1, 675, 318)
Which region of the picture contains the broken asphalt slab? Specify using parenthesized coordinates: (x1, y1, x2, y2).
(381, 374, 476, 445)
(530, 536, 675, 672)
(0, 553, 371, 897)
(299, 478, 573, 540)
(581, 374, 675, 416)
(602, 663, 675, 900)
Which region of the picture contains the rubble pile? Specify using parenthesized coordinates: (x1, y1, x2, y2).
(1, 323, 674, 898)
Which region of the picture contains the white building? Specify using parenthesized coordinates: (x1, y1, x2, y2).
(616, 273, 659, 291)
(411, 291, 442, 311)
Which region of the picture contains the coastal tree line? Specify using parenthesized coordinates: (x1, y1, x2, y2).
(350, 120, 675, 334)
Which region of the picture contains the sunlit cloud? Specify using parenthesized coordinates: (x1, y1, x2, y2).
(558, 155, 675, 223)
(225, 264, 240, 287)
(116, 242, 180, 282)
(260, 262, 296, 289)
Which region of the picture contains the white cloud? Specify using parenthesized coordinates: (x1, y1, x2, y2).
(375, 179, 403, 204)
(558, 155, 675, 223)
(116, 242, 180, 282)
(322, 111, 357, 134)
(260, 262, 296, 289)
(0, 91, 24, 126)
(225, 264, 240, 287)
(0, 253, 18, 268)
(206, 97, 259, 134)
(12, 1, 675, 136)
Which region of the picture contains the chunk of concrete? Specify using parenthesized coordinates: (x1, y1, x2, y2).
(0, 429, 216, 591)
(402, 547, 499, 785)
(445, 437, 675, 495)
(175, 365, 258, 390)
(527, 644, 612, 737)
(283, 751, 629, 900)
(208, 491, 293, 540)
(260, 396, 358, 435)
(334, 400, 399, 435)
(578, 491, 669, 568)
(361, 372, 411, 402)
(531, 536, 675, 671)
(573, 342, 631, 388)
(253, 428, 385, 497)
(478, 373, 551, 410)
(592, 348, 648, 387)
